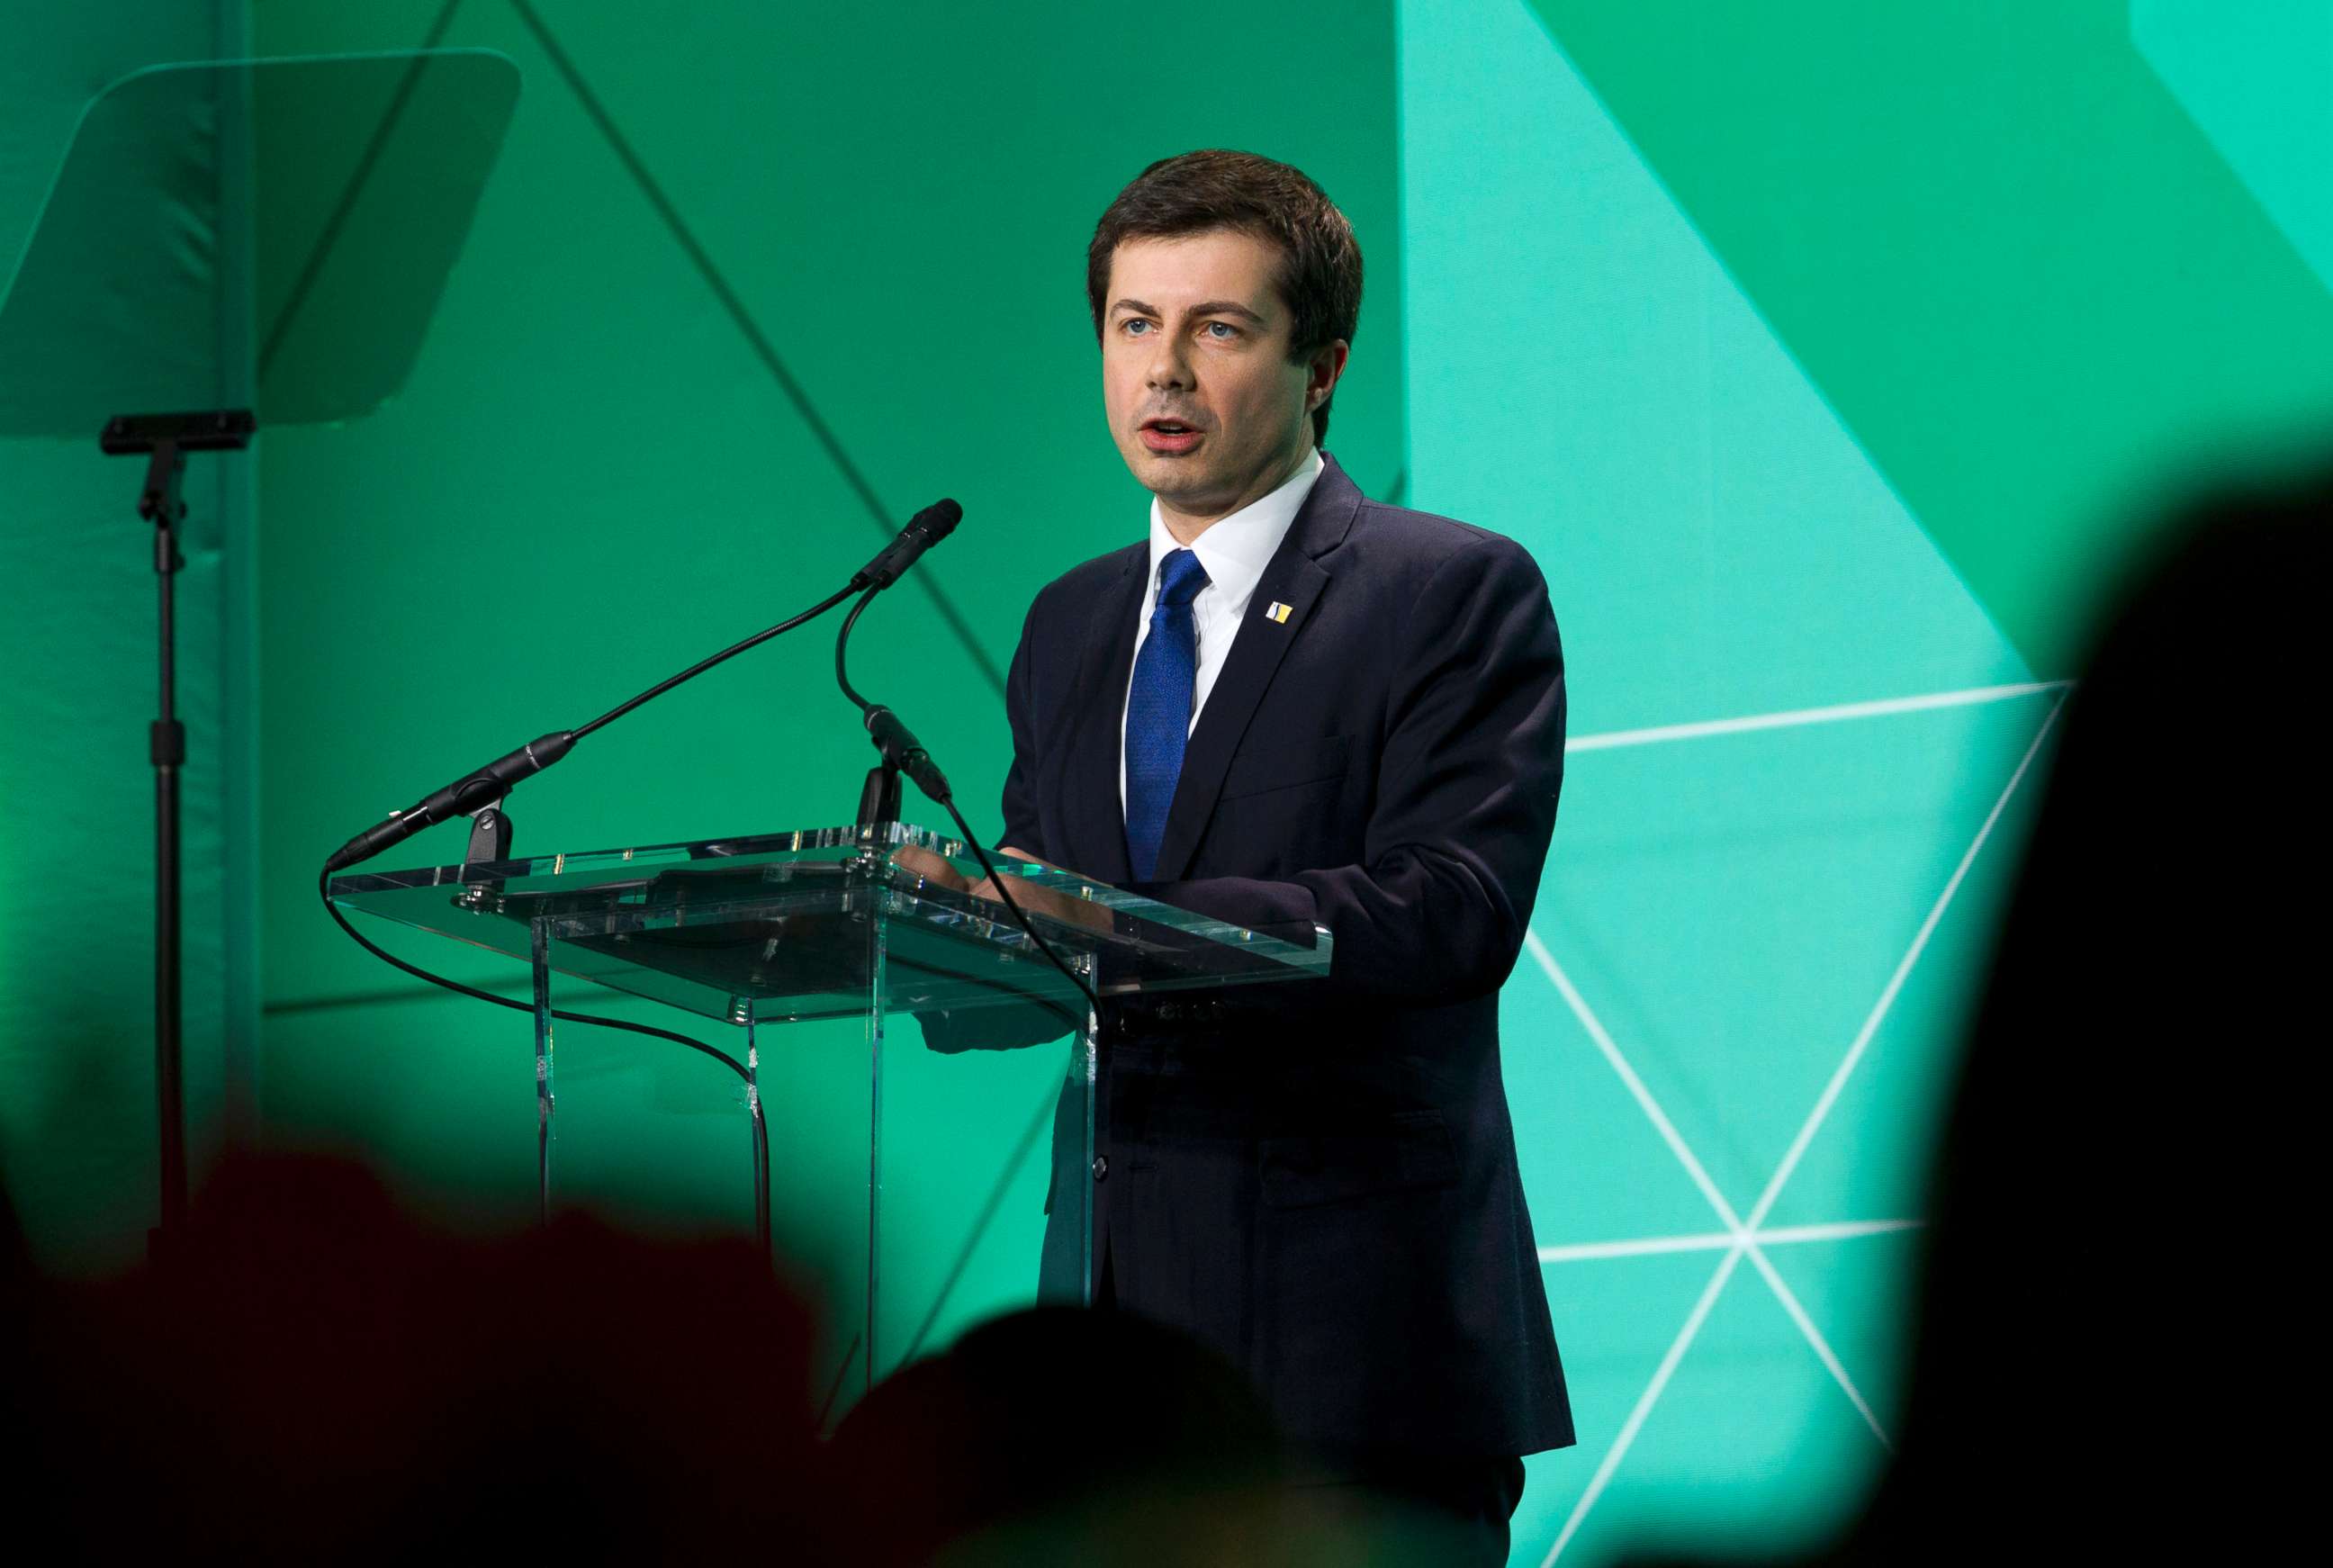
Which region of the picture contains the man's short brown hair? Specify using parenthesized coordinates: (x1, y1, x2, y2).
(1087, 149, 1362, 446)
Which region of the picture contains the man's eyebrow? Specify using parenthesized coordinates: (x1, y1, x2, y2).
(1109, 298, 1268, 324)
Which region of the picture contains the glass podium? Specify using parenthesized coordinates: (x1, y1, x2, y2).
(329, 821, 1329, 1408)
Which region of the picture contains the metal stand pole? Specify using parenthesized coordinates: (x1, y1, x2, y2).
(147, 441, 188, 1245)
(103, 410, 254, 1255)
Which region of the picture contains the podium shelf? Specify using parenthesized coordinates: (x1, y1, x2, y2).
(328, 821, 1330, 1025)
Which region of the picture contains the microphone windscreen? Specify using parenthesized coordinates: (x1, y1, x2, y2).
(917, 498, 962, 539)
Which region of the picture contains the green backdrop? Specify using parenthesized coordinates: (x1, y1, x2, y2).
(0, 0, 257, 1275)
(5, 4, 2327, 1563)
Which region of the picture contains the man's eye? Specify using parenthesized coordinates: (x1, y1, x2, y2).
(1204, 321, 1239, 339)
(1122, 319, 1152, 336)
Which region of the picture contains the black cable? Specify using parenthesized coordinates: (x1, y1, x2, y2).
(831, 586, 1104, 1020)
(317, 868, 771, 1249)
(327, 581, 869, 875)
(578, 582, 858, 741)
(833, 588, 880, 713)
(937, 796, 1103, 1022)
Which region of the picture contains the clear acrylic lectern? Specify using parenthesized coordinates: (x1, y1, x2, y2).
(329, 821, 1330, 1406)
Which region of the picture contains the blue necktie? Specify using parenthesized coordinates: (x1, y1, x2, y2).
(1124, 548, 1210, 880)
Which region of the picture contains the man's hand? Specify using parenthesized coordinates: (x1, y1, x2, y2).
(971, 846, 1113, 935)
(894, 843, 1111, 935)
(891, 843, 972, 893)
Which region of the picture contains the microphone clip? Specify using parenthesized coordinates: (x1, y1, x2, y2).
(465, 804, 514, 866)
(862, 705, 952, 809)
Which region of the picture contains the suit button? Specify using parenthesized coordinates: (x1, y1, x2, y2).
(1156, 1002, 1182, 1023)
(1092, 1155, 1109, 1182)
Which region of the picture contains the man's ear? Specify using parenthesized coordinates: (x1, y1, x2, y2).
(1307, 339, 1350, 410)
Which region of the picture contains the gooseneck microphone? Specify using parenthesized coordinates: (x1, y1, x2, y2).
(828, 517, 1103, 1019)
(311, 491, 1100, 1262)
(863, 704, 951, 805)
(324, 731, 575, 873)
(320, 487, 1103, 1064)
(851, 497, 962, 590)
(833, 546, 959, 810)
(321, 498, 964, 875)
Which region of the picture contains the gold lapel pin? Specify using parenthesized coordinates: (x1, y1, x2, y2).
(1265, 601, 1293, 624)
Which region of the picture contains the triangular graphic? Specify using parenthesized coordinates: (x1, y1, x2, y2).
(1758, 751, 2046, 1234)
(1505, 975, 1736, 1248)
(1514, 1248, 1743, 1563)
(1527, 695, 2057, 1222)
(2134, 1, 2333, 291)
(2133, 0, 2333, 293)
(1402, 16, 2060, 1560)
(1401, 0, 2031, 743)
(1524, 0, 2333, 675)
(1755, 1228, 1928, 1438)
(1606, 1258, 1893, 1554)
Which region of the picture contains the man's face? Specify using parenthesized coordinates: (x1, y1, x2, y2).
(1100, 229, 1343, 532)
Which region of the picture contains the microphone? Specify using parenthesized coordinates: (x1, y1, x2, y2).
(325, 498, 963, 877)
(325, 730, 576, 873)
(851, 497, 961, 590)
(834, 500, 968, 816)
(863, 705, 952, 805)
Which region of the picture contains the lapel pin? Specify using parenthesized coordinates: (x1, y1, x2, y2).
(1265, 601, 1293, 624)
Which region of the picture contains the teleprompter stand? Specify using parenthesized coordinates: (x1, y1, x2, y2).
(0, 52, 519, 1248)
(103, 410, 256, 1236)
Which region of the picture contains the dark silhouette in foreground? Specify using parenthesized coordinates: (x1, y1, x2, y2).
(5, 1152, 828, 1563)
(0, 1151, 1458, 1563)
(829, 1303, 1484, 1565)
(1633, 471, 2322, 1566)
(833, 1305, 1278, 1563)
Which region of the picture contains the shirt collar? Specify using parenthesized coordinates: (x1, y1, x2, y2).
(1144, 446, 1325, 606)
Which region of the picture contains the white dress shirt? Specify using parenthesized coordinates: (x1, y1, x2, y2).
(1120, 446, 1326, 814)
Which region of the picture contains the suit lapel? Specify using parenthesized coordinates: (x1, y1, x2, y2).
(1059, 548, 1144, 884)
(1150, 454, 1363, 883)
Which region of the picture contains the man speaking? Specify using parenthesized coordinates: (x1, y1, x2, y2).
(918, 149, 1572, 1558)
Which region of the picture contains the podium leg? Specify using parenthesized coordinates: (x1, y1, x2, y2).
(864, 906, 888, 1397)
(1079, 968, 1098, 1307)
(744, 1015, 769, 1256)
(531, 916, 554, 1226)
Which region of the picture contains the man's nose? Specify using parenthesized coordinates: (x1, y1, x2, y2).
(1144, 334, 1193, 390)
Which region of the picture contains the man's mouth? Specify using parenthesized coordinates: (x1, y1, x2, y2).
(1139, 419, 1203, 455)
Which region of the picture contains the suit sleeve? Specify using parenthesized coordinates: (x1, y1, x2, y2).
(1133, 536, 1565, 1003)
(996, 591, 1049, 862)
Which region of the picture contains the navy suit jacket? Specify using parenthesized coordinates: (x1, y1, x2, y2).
(974, 450, 1572, 1459)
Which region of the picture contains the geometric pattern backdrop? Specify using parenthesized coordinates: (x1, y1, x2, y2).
(1406, 3, 2330, 1558)
(5, 5, 2329, 1564)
